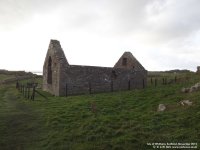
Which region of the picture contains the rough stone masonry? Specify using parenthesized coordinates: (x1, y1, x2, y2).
(43, 40, 147, 96)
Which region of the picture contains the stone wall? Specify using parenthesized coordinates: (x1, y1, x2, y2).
(114, 52, 145, 70)
(43, 40, 69, 96)
(61, 65, 147, 96)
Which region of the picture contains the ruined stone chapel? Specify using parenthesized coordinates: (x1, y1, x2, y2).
(43, 40, 147, 96)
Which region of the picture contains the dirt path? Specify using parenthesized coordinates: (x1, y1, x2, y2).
(0, 85, 44, 150)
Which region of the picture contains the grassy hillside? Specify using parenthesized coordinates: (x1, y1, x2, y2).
(0, 74, 15, 80)
(0, 72, 200, 149)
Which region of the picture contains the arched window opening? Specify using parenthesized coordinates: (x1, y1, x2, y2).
(122, 58, 127, 66)
(47, 56, 52, 84)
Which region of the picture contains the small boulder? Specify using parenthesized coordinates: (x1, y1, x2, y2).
(189, 86, 196, 93)
(194, 83, 200, 90)
(181, 88, 190, 93)
(180, 100, 193, 106)
(182, 82, 200, 93)
(157, 104, 166, 112)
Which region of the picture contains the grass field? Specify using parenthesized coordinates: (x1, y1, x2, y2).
(0, 72, 200, 149)
(0, 74, 15, 80)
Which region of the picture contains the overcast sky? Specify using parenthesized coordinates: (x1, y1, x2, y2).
(0, 0, 200, 72)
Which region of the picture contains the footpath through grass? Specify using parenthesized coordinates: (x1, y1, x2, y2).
(0, 85, 47, 149)
(0, 73, 200, 149)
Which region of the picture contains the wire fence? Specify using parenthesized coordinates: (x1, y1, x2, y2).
(16, 81, 48, 100)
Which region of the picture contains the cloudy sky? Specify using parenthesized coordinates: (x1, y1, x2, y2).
(0, 0, 200, 72)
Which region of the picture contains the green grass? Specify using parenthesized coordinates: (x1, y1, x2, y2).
(0, 74, 15, 80)
(0, 73, 200, 149)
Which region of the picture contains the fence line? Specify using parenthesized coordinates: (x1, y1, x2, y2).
(16, 82, 48, 100)
(65, 78, 146, 96)
(16, 75, 190, 99)
(148, 76, 191, 87)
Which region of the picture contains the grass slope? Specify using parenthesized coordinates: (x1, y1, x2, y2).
(0, 74, 15, 80)
(0, 73, 200, 149)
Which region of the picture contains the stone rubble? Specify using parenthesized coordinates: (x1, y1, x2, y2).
(181, 82, 200, 93)
(180, 100, 193, 106)
(157, 104, 166, 112)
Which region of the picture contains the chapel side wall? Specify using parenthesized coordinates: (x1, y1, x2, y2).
(63, 65, 147, 96)
(131, 70, 147, 89)
(64, 66, 112, 95)
(113, 69, 147, 90)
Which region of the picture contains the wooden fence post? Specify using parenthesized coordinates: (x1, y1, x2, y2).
(128, 80, 131, 90)
(155, 79, 157, 87)
(65, 83, 68, 97)
(16, 81, 19, 89)
(32, 86, 35, 100)
(111, 80, 113, 92)
(20, 84, 22, 92)
(151, 78, 153, 85)
(27, 86, 30, 99)
(89, 82, 91, 94)
(25, 86, 27, 98)
(143, 79, 145, 89)
(22, 85, 25, 96)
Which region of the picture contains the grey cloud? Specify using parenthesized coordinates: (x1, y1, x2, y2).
(104, 0, 151, 32)
(145, 0, 200, 42)
(1, 0, 200, 71)
(60, 0, 200, 39)
(145, 48, 199, 71)
(61, 0, 158, 35)
(0, 0, 64, 30)
(2, 0, 200, 37)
